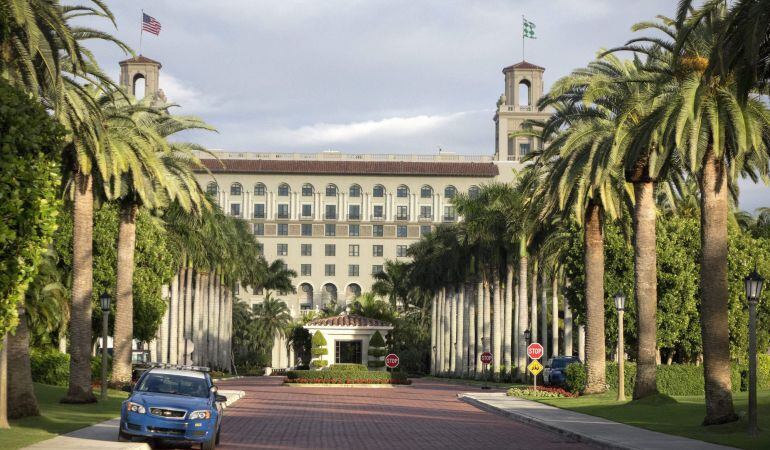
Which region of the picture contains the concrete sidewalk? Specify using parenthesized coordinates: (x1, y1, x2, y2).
(459, 392, 733, 450)
(22, 389, 246, 450)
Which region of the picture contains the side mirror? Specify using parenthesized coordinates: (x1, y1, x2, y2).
(122, 385, 133, 393)
(210, 385, 218, 394)
(215, 394, 227, 403)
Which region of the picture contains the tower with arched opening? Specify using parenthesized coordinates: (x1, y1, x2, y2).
(119, 55, 165, 101)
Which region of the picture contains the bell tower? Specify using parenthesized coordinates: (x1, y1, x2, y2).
(119, 55, 163, 100)
(493, 61, 550, 166)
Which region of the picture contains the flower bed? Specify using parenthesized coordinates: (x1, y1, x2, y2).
(507, 386, 577, 398)
(285, 370, 410, 385)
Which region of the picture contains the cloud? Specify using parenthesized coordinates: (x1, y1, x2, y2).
(159, 72, 223, 115)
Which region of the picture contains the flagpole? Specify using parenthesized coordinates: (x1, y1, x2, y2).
(139, 9, 144, 55)
(522, 15, 525, 61)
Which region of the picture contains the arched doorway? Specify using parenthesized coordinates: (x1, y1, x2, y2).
(322, 283, 337, 304)
(345, 283, 362, 302)
(299, 283, 313, 310)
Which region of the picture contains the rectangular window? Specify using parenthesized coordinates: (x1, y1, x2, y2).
(348, 204, 360, 220)
(253, 223, 265, 236)
(325, 244, 336, 257)
(373, 185, 384, 197)
(277, 243, 288, 256)
(301, 223, 312, 236)
(349, 224, 360, 237)
(253, 203, 265, 218)
(277, 223, 288, 236)
(325, 204, 337, 220)
(372, 245, 383, 257)
(397, 186, 409, 198)
(373, 225, 384, 237)
(420, 205, 432, 219)
(372, 265, 383, 275)
(334, 340, 362, 364)
(301, 264, 312, 276)
(301, 204, 313, 217)
(397, 225, 407, 237)
(230, 203, 241, 217)
(396, 205, 409, 221)
(302, 185, 314, 196)
(520, 142, 531, 157)
(277, 204, 289, 219)
(325, 223, 336, 237)
(233, 284, 240, 295)
(396, 245, 408, 257)
(420, 225, 431, 237)
(373, 205, 384, 218)
(256, 243, 263, 255)
(326, 185, 337, 196)
(444, 206, 456, 222)
(508, 136, 515, 160)
(278, 184, 289, 196)
(349, 244, 360, 257)
(301, 244, 312, 256)
(325, 264, 336, 276)
(348, 264, 360, 276)
(254, 184, 265, 196)
(421, 186, 432, 198)
(231, 184, 242, 196)
(254, 286, 264, 295)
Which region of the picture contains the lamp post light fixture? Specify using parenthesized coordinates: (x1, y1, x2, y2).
(100, 293, 111, 401)
(745, 268, 764, 437)
(523, 329, 531, 344)
(613, 290, 626, 402)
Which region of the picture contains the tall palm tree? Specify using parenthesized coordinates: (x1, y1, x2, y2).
(625, 6, 770, 423)
(372, 260, 412, 310)
(257, 258, 297, 297)
(252, 294, 292, 352)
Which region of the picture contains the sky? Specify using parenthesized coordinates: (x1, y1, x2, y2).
(84, 0, 769, 211)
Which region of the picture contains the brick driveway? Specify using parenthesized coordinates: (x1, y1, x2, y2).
(215, 377, 587, 449)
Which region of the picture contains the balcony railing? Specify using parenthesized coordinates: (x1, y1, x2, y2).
(396, 215, 409, 221)
(323, 213, 337, 220)
(348, 214, 361, 221)
(371, 215, 384, 221)
(253, 212, 265, 219)
(443, 215, 457, 222)
(419, 215, 433, 221)
(277, 212, 289, 219)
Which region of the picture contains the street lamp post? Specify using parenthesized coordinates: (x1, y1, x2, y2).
(100, 293, 111, 401)
(432, 345, 437, 375)
(523, 329, 531, 383)
(745, 268, 764, 436)
(614, 290, 626, 402)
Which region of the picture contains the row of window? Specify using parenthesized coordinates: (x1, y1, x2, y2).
(298, 264, 381, 277)
(210, 182, 481, 200)
(231, 203, 457, 221)
(252, 223, 434, 238)
(277, 243, 409, 258)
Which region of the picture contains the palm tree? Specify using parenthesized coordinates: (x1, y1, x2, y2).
(257, 258, 297, 297)
(252, 294, 292, 353)
(625, 6, 770, 423)
(349, 292, 394, 322)
(372, 260, 412, 310)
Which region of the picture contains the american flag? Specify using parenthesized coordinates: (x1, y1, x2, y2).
(142, 13, 161, 35)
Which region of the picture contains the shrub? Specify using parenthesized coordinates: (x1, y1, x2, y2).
(31, 350, 110, 386)
(311, 331, 328, 369)
(311, 347, 328, 357)
(564, 362, 586, 394)
(507, 386, 577, 398)
(368, 331, 387, 369)
(328, 363, 368, 372)
(285, 370, 410, 384)
(368, 360, 385, 368)
(606, 362, 636, 395)
(757, 354, 770, 390)
(311, 359, 328, 369)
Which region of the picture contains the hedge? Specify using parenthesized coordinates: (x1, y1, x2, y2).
(565, 362, 745, 396)
(328, 364, 368, 372)
(285, 370, 410, 384)
(31, 350, 110, 386)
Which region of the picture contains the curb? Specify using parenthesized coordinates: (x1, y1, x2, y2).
(282, 383, 412, 388)
(218, 389, 246, 408)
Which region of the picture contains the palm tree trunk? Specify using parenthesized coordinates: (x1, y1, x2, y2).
(504, 264, 513, 377)
(442, 288, 450, 375)
(194, 271, 204, 365)
(492, 271, 502, 377)
(430, 293, 437, 375)
(699, 151, 737, 424)
(468, 285, 476, 377)
(482, 276, 491, 354)
(633, 180, 659, 400)
(578, 324, 585, 362)
(0, 335, 8, 428)
(8, 309, 39, 419)
(564, 293, 573, 356)
(183, 265, 194, 364)
(451, 288, 458, 374)
(541, 276, 548, 359)
(112, 203, 138, 385)
(514, 281, 519, 369)
(517, 254, 529, 381)
(551, 276, 559, 358)
(475, 281, 484, 378)
(62, 171, 96, 403)
(159, 284, 169, 363)
(584, 202, 606, 394)
(530, 259, 538, 346)
(436, 290, 442, 374)
(169, 270, 180, 364)
(456, 286, 465, 377)
(462, 284, 470, 377)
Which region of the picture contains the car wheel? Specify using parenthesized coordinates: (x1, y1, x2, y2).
(117, 428, 131, 442)
(201, 435, 216, 450)
(216, 427, 221, 445)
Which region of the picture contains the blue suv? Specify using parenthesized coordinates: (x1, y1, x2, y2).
(119, 364, 227, 449)
(543, 356, 581, 386)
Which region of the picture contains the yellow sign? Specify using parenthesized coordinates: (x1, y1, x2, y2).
(528, 360, 543, 376)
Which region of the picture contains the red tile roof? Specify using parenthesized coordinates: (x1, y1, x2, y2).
(305, 314, 393, 328)
(119, 55, 162, 67)
(503, 61, 545, 72)
(198, 158, 498, 177)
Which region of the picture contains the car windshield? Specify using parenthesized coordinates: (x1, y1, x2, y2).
(552, 358, 575, 369)
(136, 373, 209, 398)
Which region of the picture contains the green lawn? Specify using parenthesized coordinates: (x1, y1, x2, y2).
(0, 384, 128, 450)
(538, 389, 770, 449)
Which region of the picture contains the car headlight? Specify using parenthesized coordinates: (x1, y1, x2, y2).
(189, 410, 211, 420)
(126, 402, 146, 414)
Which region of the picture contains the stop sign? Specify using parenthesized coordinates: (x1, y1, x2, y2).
(527, 343, 544, 360)
(385, 353, 399, 369)
(480, 351, 493, 365)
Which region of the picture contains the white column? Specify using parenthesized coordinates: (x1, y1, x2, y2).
(564, 297, 573, 356)
(386, 193, 393, 221)
(342, 193, 348, 221)
(578, 324, 585, 362)
(268, 192, 274, 219)
(410, 193, 417, 222)
(314, 192, 320, 220)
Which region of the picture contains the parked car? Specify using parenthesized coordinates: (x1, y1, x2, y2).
(543, 356, 581, 386)
(119, 364, 227, 449)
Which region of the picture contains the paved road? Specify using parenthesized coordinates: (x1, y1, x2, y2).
(215, 377, 588, 450)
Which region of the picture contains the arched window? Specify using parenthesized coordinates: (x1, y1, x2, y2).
(349, 184, 361, 198)
(299, 283, 313, 305)
(322, 283, 338, 303)
(254, 183, 266, 196)
(420, 185, 433, 198)
(278, 183, 290, 196)
(230, 182, 243, 196)
(468, 185, 480, 199)
(302, 183, 314, 197)
(373, 184, 385, 198)
(132, 73, 146, 98)
(206, 182, 218, 196)
(518, 79, 531, 107)
(346, 283, 362, 300)
(326, 184, 338, 196)
(396, 185, 409, 198)
(444, 185, 457, 199)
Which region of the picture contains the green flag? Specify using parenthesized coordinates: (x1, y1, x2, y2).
(523, 18, 536, 39)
